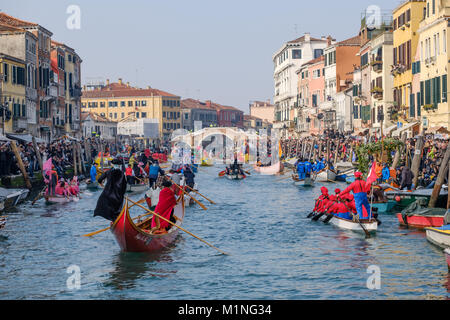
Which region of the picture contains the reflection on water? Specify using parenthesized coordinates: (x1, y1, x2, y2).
(0, 166, 449, 299)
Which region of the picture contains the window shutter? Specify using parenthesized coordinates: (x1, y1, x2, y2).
(437, 76, 441, 103)
(443, 75, 448, 102)
(420, 81, 424, 105)
(410, 94, 415, 117)
(417, 92, 421, 116)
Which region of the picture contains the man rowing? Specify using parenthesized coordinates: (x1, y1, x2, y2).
(338, 171, 372, 220)
(149, 180, 178, 234)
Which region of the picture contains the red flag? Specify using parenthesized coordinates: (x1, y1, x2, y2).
(366, 161, 378, 188)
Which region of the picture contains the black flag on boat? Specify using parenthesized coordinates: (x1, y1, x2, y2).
(94, 168, 127, 222)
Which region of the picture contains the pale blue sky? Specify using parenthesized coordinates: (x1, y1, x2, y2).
(2, 0, 396, 113)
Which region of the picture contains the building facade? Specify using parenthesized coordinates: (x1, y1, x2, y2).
(249, 100, 274, 124)
(417, 0, 449, 130)
(272, 33, 330, 137)
(81, 79, 181, 142)
(181, 98, 218, 131)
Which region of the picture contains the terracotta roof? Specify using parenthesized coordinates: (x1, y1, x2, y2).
(244, 115, 262, 121)
(82, 82, 179, 99)
(288, 35, 323, 43)
(336, 35, 361, 46)
(0, 12, 38, 28)
(0, 22, 26, 33)
(251, 101, 274, 107)
(304, 55, 325, 65)
(181, 98, 214, 110)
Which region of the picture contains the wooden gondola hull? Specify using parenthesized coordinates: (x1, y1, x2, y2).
(45, 195, 78, 205)
(111, 199, 185, 253)
(315, 170, 336, 182)
(396, 213, 445, 228)
(425, 226, 450, 248)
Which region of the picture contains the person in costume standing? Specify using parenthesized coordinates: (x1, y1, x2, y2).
(338, 171, 372, 220)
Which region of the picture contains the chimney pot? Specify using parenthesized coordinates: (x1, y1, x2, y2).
(118, 78, 123, 85)
(106, 79, 110, 85)
(305, 32, 311, 42)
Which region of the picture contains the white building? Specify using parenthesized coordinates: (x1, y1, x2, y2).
(272, 33, 331, 137)
(117, 118, 159, 138)
(81, 112, 117, 140)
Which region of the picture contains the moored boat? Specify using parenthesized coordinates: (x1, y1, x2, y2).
(371, 200, 396, 213)
(253, 162, 284, 175)
(292, 175, 314, 187)
(445, 248, 450, 271)
(396, 199, 446, 228)
(315, 169, 336, 182)
(126, 183, 148, 194)
(111, 197, 185, 252)
(0, 187, 29, 210)
(0, 216, 6, 230)
(425, 225, 450, 248)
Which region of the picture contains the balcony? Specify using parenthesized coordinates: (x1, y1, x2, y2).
(371, 87, 383, 100)
(371, 60, 383, 72)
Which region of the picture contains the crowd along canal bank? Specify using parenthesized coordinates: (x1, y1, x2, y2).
(0, 163, 449, 300)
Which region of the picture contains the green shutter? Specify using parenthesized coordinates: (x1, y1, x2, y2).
(417, 93, 421, 116)
(410, 94, 415, 117)
(443, 75, 448, 102)
(437, 76, 441, 103)
(420, 81, 424, 106)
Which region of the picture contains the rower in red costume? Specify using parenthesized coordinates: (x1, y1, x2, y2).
(338, 172, 372, 219)
(313, 187, 330, 213)
(150, 180, 178, 234)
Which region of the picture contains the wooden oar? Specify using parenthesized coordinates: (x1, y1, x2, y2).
(127, 197, 229, 255)
(32, 186, 47, 205)
(183, 184, 216, 205)
(83, 198, 146, 237)
(165, 177, 207, 210)
(339, 201, 371, 238)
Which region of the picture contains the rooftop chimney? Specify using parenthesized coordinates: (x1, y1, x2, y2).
(304, 32, 311, 42)
(327, 35, 333, 46)
(106, 79, 110, 85)
(206, 100, 212, 108)
(127, 82, 130, 87)
(118, 78, 123, 85)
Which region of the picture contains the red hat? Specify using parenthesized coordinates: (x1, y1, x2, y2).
(354, 172, 362, 178)
(335, 188, 341, 194)
(320, 186, 329, 195)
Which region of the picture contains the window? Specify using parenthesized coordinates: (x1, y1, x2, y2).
(121, 112, 124, 118)
(314, 49, 323, 59)
(163, 111, 166, 118)
(432, 0, 435, 15)
(141, 112, 147, 118)
(128, 101, 133, 107)
(120, 101, 125, 107)
(135, 101, 140, 107)
(114, 113, 117, 119)
(444, 29, 447, 53)
(292, 50, 302, 59)
(142, 100, 147, 106)
(136, 112, 139, 118)
(406, 9, 411, 22)
(361, 53, 369, 66)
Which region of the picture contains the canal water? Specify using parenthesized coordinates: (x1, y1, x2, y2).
(0, 165, 449, 299)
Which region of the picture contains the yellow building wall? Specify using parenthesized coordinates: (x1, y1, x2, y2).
(418, 0, 450, 128)
(0, 57, 26, 134)
(393, 1, 426, 109)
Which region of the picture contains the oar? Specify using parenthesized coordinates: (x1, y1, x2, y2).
(32, 186, 47, 205)
(183, 184, 216, 205)
(127, 197, 229, 255)
(165, 177, 207, 210)
(83, 198, 146, 237)
(311, 210, 328, 221)
(339, 200, 371, 238)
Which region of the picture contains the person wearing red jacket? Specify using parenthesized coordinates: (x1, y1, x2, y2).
(150, 180, 178, 234)
(338, 172, 371, 219)
(313, 187, 330, 213)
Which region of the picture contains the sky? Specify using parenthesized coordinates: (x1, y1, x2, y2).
(2, 0, 396, 113)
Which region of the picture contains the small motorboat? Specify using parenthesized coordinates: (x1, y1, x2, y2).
(425, 224, 450, 248)
(396, 200, 446, 228)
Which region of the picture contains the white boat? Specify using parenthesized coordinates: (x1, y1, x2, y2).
(253, 162, 284, 175)
(126, 183, 148, 194)
(45, 195, 79, 205)
(315, 169, 336, 182)
(292, 175, 314, 187)
(323, 214, 378, 233)
(0, 187, 28, 209)
(425, 225, 450, 249)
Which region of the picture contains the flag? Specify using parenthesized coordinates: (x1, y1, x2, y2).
(366, 161, 378, 188)
(43, 157, 52, 176)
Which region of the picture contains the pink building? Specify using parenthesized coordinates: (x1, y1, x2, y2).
(296, 55, 325, 135)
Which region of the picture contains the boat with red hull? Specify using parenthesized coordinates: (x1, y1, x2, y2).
(110, 196, 185, 252)
(396, 213, 445, 229)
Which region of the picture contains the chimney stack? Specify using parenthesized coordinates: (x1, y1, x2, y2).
(106, 79, 110, 85)
(127, 82, 130, 87)
(327, 35, 333, 46)
(206, 100, 212, 108)
(118, 78, 123, 85)
(304, 32, 311, 42)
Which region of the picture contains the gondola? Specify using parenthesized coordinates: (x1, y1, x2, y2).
(110, 196, 185, 252)
(371, 200, 396, 213)
(253, 162, 284, 175)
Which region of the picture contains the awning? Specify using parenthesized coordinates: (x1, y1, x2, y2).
(6, 134, 45, 144)
(392, 121, 420, 137)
